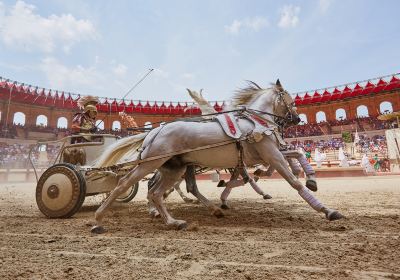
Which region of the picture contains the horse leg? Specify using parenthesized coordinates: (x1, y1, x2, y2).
(220, 187, 232, 209)
(272, 158, 343, 221)
(258, 145, 343, 221)
(92, 160, 165, 234)
(184, 166, 224, 217)
(148, 167, 189, 229)
(239, 168, 272, 199)
(173, 181, 194, 203)
(283, 150, 317, 192)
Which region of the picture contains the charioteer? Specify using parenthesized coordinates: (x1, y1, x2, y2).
(71, 95, 100, 143)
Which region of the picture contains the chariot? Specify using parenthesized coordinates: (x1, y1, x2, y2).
(30, 134, 140, 218)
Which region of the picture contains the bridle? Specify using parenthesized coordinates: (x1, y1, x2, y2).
(246, 88, 299, 128)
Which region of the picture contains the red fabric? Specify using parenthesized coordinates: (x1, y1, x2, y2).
(294, 94, 303, 105)
(341, 86, 352, 99)
(373, 79, 388, 94)
(384, 76, 400, 91)
(330, 88, 342, 101)
(361, 81, 375, 95)
(351, 84, 363, 97)
(119, 100, 127, 112)
(302, 92, 312, 105)
(110, 99, 118, 112)
(151, 102, 159, 114)
(125, 100, 134, 113)
(134, 101, 143, 113)
(311, 91, 321, 103)
(158, 102, 166, 114)
(320, 89, 331, 102)
(142, 101, 151, 114)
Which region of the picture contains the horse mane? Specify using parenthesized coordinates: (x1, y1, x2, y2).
(232, 80, 265, 106)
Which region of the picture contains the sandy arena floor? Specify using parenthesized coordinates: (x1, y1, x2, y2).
(0, 176, 399, 279)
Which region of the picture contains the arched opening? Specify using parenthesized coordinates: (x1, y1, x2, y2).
(96, 120, 104, 130)
(144, 121, 153, 130)
(356, 105, 369, 118)
(112, 121, 121, 131)
(335, 108, 347, 120)
(316, 111, 326, 123)
(298, 114, 308, 125)
(13, 112, 26, 126)
(380, 101, 393, 114)
(57, 117, 68, 129)
(36, 115, 48, 127)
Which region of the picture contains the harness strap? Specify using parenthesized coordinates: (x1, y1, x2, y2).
(234, 140, 249, 184)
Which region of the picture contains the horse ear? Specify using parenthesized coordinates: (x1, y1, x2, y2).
(276, 79, 283, 91)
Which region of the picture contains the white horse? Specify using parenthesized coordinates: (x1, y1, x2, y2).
(91, 80, 344, 233)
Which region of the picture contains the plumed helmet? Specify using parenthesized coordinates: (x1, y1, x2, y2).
(84, 104, 98, 113)
(77, 95, 99, 111)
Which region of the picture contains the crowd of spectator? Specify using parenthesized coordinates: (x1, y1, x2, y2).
(0, 143, 59, 169)
(284, 123, 324, 138)
(289, 138, 345, 152)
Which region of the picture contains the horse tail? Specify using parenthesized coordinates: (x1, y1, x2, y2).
(92, 133, 148, 168)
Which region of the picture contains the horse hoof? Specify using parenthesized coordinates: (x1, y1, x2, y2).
(220, 204, 229, 210)
(213, 209, 224, 218)
(326, 211, 345, 221)
(91, 225, 106, 234)
(263, 194, 272, 200)
(177, 222, 188, 230)
(306, 180, 318, 192)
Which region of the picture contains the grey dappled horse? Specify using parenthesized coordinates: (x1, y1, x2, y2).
(92, 80, 344, 233)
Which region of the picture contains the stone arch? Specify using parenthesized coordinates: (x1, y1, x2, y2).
(112, 121, 121, 131)
(356, 105, 369, 117)
(36, 115, 48, 127)
(335, 108, 346, 120)
(13, 112, 26, 125)
(298, 114, 308, 124)
(380, 101, 393, 114)
(57, 117, 68, 128)
(96, 120, 104, 130)
(316, 111, 326, 123)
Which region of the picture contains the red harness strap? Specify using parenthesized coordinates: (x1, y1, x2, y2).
(250, 113, 269, 127)
(224, 114, 237, 135)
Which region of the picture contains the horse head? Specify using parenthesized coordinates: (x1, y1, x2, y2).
(273, 79, 300, 126)
(234, 79, 300, 127)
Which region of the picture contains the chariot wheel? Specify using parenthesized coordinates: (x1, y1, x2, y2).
(36, 163, 86, 218)
(115, 182, 139, 203)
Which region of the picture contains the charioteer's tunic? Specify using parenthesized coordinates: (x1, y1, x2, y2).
(71, 113, 97, 143)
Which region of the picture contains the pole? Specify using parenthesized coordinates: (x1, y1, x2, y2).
(95, 68, 154, 129)
(4, 82, 14, 138)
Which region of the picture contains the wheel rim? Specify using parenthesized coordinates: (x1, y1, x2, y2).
(118, 186, 134, 200)
(36, 164, 85, 218)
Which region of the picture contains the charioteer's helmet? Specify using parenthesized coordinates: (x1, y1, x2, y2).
(77, 95, 99, 115)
